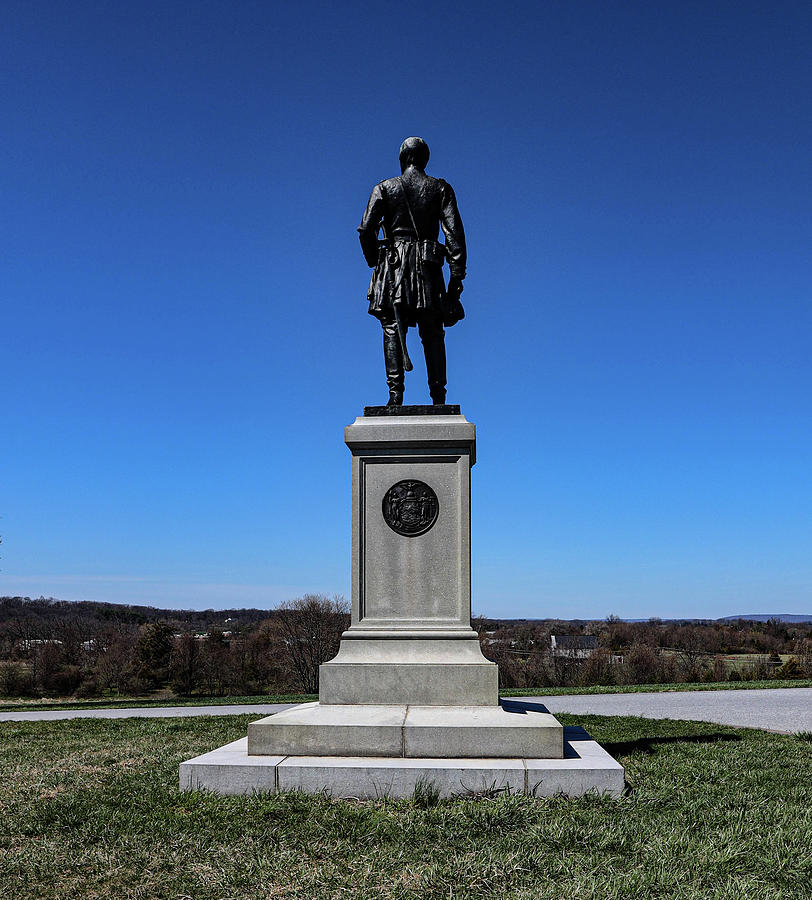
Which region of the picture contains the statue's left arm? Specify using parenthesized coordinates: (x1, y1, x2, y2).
(439, 180, 466, 282)
(358, 183, 385, 268)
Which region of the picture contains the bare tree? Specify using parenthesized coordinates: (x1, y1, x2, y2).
(170, 632, 201, 695)
(580, 647, 615, 686)
(200, 629, 230, 695)
(275, 594, 349, 694)
(94, 628, 136, 694)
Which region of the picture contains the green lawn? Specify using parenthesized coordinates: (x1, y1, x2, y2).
(0, 692, 317, 711)
(500, 678, 812, 696)
(2, 679, 810, 711)
(1, 714, 810, 898)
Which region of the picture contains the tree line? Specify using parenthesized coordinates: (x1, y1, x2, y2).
(477, 614, 812, 688)
(0, 596, 810, 698)
(0, 594, 349, 698)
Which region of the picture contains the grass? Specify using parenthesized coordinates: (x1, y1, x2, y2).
(1, 714, 810, 898)
(500, 678, 812, 696)
(2, 679, 810, 712)
(0, 692, 317, 711)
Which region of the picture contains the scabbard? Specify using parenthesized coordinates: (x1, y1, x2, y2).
(391, 301, 413, 372)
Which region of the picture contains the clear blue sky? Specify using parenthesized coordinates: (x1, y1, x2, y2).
(2, 1, 810, 619)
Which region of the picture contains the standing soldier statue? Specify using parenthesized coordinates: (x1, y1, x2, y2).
(358, 137, 467, 406)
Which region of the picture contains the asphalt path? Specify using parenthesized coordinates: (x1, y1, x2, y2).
(0, 704, 293, 722)
(535, 687, 812, 734)
(1, 688, 810, 733)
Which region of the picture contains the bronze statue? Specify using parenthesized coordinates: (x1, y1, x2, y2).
(358, 137, 466, 406)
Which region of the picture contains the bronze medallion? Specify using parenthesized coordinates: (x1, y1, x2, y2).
(382, 479, 439, 537)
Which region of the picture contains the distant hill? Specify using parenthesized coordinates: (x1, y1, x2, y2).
(718, 614, 812, 624)
(3, 597, 811, 628)
(0, 596, 277, 631)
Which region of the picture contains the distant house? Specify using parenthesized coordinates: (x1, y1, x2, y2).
(19, 639, 63, 651)
(551, 634, 598, 659)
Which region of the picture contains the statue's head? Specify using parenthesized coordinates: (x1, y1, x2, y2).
(399, 136, 430, 172)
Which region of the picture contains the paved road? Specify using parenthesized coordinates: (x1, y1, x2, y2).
(0, 704, 294, 722)
(1, 688, 810, 733)
(529, 688, 812, 734)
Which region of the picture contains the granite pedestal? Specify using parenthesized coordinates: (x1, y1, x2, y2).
(180, 409, 624, 798)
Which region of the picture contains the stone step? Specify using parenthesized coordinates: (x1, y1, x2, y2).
(247, 699, 564, 759)
(180, 727, 625, 799)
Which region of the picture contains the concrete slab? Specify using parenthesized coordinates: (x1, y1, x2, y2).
(245, 699, 564, 759)
(276, 755, 526, 799)
(404, 703, 563, 758)
(524, 726, 625, 797)
(179, 727, 624, 799)
(179, 738, 284, 795)
(248, 702, 407, 757)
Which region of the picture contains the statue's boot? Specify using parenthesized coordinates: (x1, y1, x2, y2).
(382, 322, 404, 406)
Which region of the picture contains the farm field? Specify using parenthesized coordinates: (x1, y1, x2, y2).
(1, 714, 809, 899)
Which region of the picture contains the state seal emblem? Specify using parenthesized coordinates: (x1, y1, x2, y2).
(382, 479, 439, 537)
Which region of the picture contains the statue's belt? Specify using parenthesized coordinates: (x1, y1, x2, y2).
(380, 237, 446, 267)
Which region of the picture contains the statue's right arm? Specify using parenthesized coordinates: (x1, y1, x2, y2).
(358, 183, 385, 268)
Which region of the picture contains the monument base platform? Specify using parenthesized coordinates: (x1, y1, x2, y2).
(247, 699, 563, 758)
(180, 726, 624, 799)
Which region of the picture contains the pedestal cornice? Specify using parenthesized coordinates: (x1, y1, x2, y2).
(345, 413, 476, 466)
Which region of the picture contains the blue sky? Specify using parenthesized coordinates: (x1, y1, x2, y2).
(2, 1, 810, 619)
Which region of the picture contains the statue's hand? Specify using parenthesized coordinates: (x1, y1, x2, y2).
(447, 275, 464, 298)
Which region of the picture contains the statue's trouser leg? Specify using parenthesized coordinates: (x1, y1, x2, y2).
(381, 318, 404, 399)
(417, 311, 446, 403)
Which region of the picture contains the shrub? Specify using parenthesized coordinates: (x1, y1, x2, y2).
(47, 664, 82, 695)
(712, 655, 727, 682)
(620, 646, 663, 684)
(700, 667, 716, 683)
(129, 622, 174, 688)
(580, 648, 615, 686)
(0, 660, 35, 697)
(75, 675, 100, 698)
(776, 657, 804, 679)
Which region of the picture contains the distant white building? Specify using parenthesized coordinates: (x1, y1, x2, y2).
(19, 639, 63, 651)
(550, 634, 598, 659)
